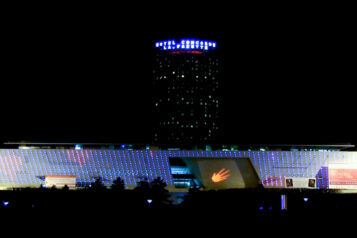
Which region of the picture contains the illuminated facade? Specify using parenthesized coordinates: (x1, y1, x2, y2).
(1, 147, 357, 191)
(152, 39, 221, 147)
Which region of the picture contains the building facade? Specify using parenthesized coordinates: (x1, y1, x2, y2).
(152, 39, 221, 147)
(1, 146, 356, 191)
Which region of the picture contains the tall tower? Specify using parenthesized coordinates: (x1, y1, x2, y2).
(152, 39, 221, 148)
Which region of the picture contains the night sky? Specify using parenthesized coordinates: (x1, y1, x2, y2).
(1, 4, 356, 146)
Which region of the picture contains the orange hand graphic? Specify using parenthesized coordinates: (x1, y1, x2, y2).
(211, 168, 231, 183)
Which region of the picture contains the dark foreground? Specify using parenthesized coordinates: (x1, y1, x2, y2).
(1, 187, 357, 213)
(1, 188, 355, 235)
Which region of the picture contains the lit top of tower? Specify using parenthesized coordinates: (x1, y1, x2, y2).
(155, 39, 217, 51)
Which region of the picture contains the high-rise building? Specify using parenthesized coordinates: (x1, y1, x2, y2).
(152, 39, 221, 148)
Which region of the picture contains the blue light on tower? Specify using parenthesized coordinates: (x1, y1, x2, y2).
(155, 39, 217, 51)
(75, 144, 82, 150)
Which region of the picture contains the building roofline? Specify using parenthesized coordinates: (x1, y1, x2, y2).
(3, 142, 355, 149)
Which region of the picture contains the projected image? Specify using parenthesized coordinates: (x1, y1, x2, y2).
(181, 157, 260, 190)
(211, 168, 231, 183)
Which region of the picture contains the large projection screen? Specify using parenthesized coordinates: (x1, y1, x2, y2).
(182, 157, 260, 190)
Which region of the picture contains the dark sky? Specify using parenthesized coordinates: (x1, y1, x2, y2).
(1, 3, 356, 145)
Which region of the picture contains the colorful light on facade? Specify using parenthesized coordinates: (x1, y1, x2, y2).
(0, 149, 355, 189)
(155, 39, 217, 51)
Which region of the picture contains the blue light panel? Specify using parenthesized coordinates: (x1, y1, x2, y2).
(156, 38, 217, 51)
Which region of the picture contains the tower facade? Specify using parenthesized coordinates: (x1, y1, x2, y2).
(152, 39, 220, 148)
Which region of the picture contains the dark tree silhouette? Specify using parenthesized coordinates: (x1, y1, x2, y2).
(149, 177, 171, 208)
(92, 177, 106, 190)
(134, 178, 150, 193)
(111, 177, 125, 191)
(150, 177, 167, 191)
(133, 177, 151, 208)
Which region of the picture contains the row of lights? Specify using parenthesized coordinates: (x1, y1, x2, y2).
(155, 39, 217, 51)
(0, 149, 173, 187)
